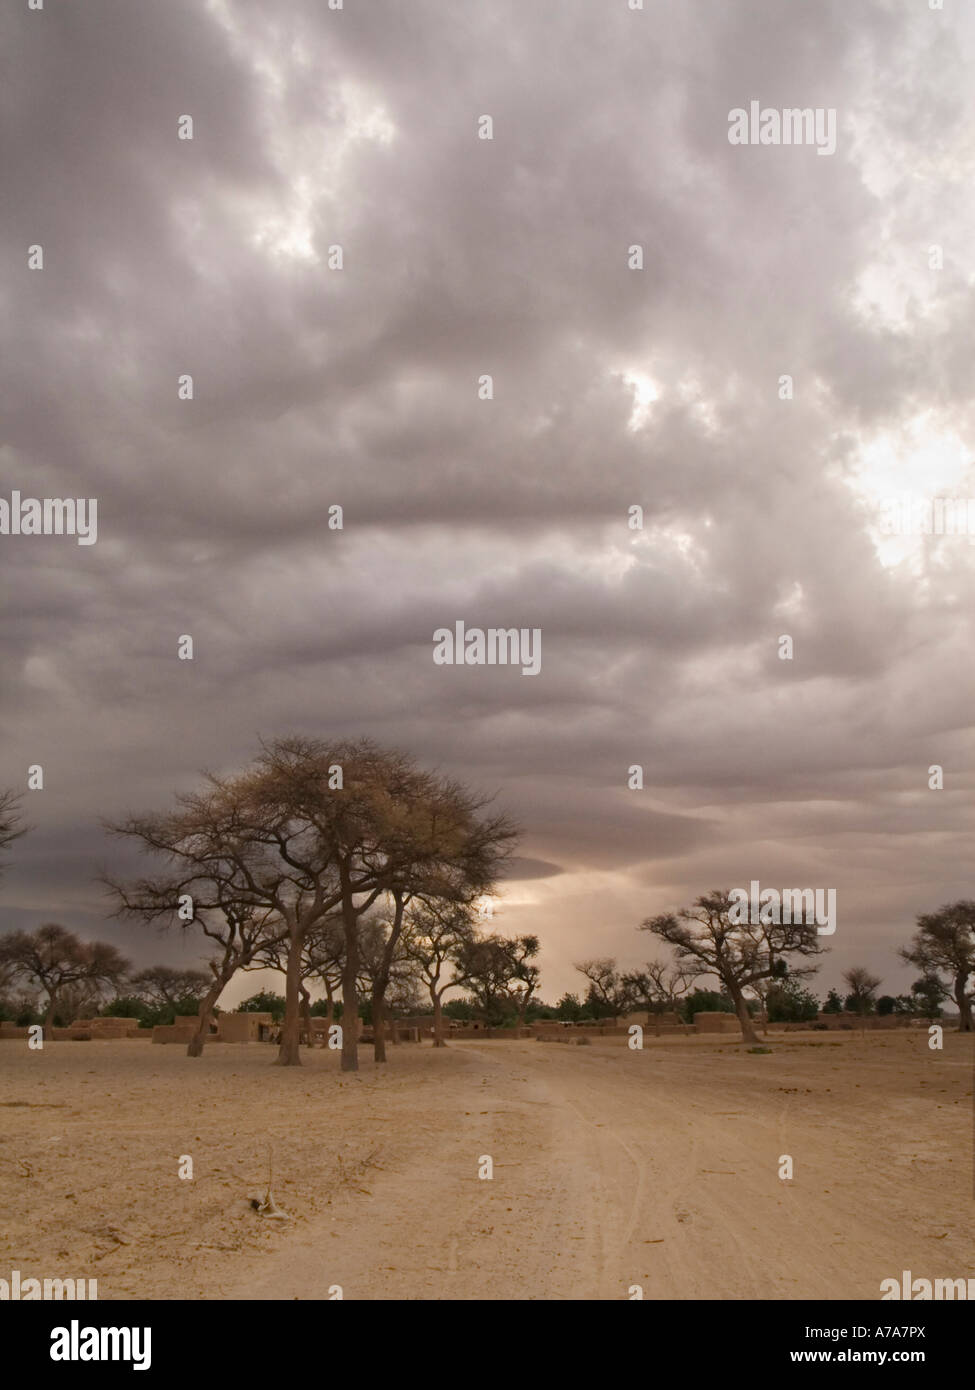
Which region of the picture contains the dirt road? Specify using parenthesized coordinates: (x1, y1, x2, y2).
(3, 1033, 970, 1300)
(221, 1035, 973, 1300)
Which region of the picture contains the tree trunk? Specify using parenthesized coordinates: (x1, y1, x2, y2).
(372, 890, 406, 1062)
(187, 977, 224, 1057)
(276, 930, 303, 1066)
(300, 984, 313, 1048)
(340, 965, 358, 1071)
(728, 979, 760, 1043)
(44, 996, 58, 1040)
(340, 889, 359, 1073)
(954, 975, 972, 1032)
(433, 993, 447, 1046)
(373, 982, 387, 1063)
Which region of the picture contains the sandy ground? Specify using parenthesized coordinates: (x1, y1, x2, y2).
(0, 1031, 971, 1300)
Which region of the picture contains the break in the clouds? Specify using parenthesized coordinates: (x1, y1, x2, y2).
(2, 0, 974, 1004)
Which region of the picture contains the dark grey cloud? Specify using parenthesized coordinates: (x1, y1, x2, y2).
(2, 0, 974, 1004)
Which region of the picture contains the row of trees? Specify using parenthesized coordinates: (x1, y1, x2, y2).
(635, 892, 973, 1040)
(228, 904, 540, 1047)
(0, 910, 541, 1045)
(0, 924, 213, 1030)
(819, 967, 948, 1021)
(0, 742, 530, 1066)
(565, 957, 952, 1032)
(2, 769, 973, 1052)
(99, 737, 518, 1069)
(560, 893, 972, 1043)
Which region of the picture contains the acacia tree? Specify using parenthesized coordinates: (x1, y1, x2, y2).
(0, 795, 29, 1003)
(166, 905, 277, 1055)
(232, 739, 436, 1068)
(355, 778, 516, 1064)
(0, 924, 129, 1035)
(356, 910, 424, 1048)
(218, 738, 515, 1071)
(639, 890, 824, 1043)
(107, 737, 516, 1071)
(364, 889, 410, 1063)
(50, 980, 108, 1023)
(104, 805, 290, 1059)
(622, 961, 697, 1035)
(900, 902, 975, 1032)
(0, 790, 27, 872)
(457, 933, 540, 1027)
(0, 986, 39, 1024)
(842, 965, 882, 1018)
(318, 743, 513, 1067)
(130, 966, 211, 1009)
(246, 913, 344, 1047)
(907, 973, 949, 1019)
(385, 971, 425, 1018)
(508, 935, 541, 1029)
(106, 743, 361, 1064)
(305, 915, 345, 1029)
(574, 958, 632, 1020)
(454, 935, 510, 1023)
(403, 900, 477, 1045)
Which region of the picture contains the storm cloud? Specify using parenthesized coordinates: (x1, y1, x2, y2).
(2, 0, 974, 1004)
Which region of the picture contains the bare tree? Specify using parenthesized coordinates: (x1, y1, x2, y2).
(456, 933, 540, 1028)
(254, 737, 516, 1070)
(384, 968, 425, 1019)
(403, 900, 477, 1045)
(358, 784, 515, 1063)
(105, 760, 335, 1063)
(0, 924, 129, 1035)
(640, 891, 824, 1043)
(355, 910, 423, 1047)
(455, 934, 510, 1023)
(508, 935, 541, 1029)
(622, 961, 697, 1035)
(0, 988, 39, 1023)
(129, 965, 211, 1009)
(365, 890, 409, 1063)
(900, 902, 975, 1032)
(305, 915, 345, 1030)
(53, 980, 109, 1022)
(107, 736, 516, 1071)
(574, 957, 632, 1019)
(104, 818, 289, 1058)
(0, 789, 27, 872)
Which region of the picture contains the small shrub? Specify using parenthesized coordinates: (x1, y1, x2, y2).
(747, 1045, 773, 1054)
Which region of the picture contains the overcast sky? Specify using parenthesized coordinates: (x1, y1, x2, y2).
(2, 0, 974, 1007)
